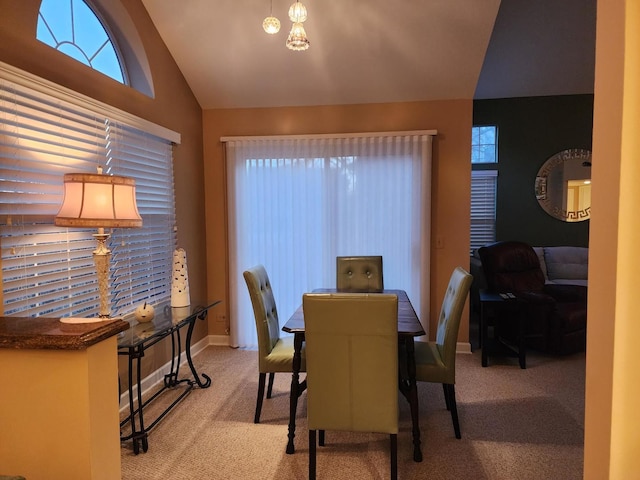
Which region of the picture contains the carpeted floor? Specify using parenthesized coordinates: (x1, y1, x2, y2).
(120, 346, 585, 480)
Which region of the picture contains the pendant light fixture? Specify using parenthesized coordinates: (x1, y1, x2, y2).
(286, 21, 310, 51)
(263, 0, 311, 51)
(263, 0, 280, 34)
(286, 1, 310, 51)
(288, 0, 308, 22)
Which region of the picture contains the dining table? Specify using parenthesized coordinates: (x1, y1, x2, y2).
(282, 288, 426, 462)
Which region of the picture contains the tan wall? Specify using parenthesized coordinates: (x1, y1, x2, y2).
(584, 1, 640, 477)
(0, 338, 121, 479)
(0, 1, 209, 374)
(203, 100, 473, 342)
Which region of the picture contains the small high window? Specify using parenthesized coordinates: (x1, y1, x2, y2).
(470, 125, 498, 252)
(471, 126, 497, 164)
(37, 0, 125, 84)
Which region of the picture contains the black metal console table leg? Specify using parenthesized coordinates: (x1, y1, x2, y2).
(126, 347, 140, 454)
(136, 347, 149, 453)
(164, 329, 181, 387)
(118, 346, 147, 454)
(185, 308, 212, 388)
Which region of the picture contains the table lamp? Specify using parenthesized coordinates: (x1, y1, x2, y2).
(55, 168, 142, 319)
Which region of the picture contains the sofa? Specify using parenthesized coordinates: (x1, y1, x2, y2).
(471, 242, 588, 355)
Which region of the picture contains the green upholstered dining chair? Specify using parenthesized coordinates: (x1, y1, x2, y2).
(303, 292, 399, 480)
(243, 265, 305, 424)
(410, 266, 473, 439)
(336, 255, 384, 291)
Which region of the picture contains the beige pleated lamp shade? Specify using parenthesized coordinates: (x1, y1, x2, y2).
(55, 173, 142, 228)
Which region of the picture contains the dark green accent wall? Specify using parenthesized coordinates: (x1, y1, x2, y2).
(473, 95, 593, 247)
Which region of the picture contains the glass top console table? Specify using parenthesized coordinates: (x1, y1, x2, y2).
(118, 300, 220, 454)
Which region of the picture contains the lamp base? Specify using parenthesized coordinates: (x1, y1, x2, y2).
(93, 229, 112, 319)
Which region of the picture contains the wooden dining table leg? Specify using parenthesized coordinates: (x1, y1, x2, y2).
(286, 332, 305, 454)
(405, 337, 423, 462)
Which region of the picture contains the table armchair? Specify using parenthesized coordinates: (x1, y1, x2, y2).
(413, 267, 472, 438)
(243, 265, 306, 423)
(303, 292, 399, 480)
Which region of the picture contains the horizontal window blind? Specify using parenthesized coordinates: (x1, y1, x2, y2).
(0, 73, 177, 318)
(470, 169, 498, 253)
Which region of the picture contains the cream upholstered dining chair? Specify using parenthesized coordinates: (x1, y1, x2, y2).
(303, 293, 399, 480)
(243, 265, 305, 424)
(336, 255, 384, 291)
(408, 267, 472, 439)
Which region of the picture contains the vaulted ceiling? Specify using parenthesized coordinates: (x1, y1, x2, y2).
(475, 0, 596, 100)
(141, 0, 596, 110)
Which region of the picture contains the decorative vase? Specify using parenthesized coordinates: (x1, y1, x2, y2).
(171, 248, 190, 307)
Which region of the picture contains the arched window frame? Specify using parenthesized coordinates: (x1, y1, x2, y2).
(87, 0, 130, 86)
(36, 0, 154, 98)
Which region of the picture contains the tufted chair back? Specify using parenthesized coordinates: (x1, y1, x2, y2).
(407, 266, 472, 440)
(433, 267, 474, 382)
(336, 256, 384, 292)
(478, 241, 545, 293)
(243, 265, 281, 371)
(243, 264, 305, 423)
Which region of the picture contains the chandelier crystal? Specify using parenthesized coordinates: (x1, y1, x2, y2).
(288, 1, 308, 22)
(263, 15, 281, 34)
(286, 21, 310, 51)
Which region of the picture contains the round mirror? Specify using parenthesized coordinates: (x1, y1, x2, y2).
(535, 149, 592, 222)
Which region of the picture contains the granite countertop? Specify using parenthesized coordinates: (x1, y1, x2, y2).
(0, 316, 130, 350)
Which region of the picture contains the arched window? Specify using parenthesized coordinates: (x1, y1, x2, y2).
(37, 0, 125, 84)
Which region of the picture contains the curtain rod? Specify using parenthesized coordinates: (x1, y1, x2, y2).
(220, 130, 437, 142)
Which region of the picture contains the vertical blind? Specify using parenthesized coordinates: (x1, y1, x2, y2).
(225, 133, 434, 348)
(0, 68, 178, 318)
(470, 169, 498, 253)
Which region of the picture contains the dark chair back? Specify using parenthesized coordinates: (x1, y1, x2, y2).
(478, 241, 545, 292)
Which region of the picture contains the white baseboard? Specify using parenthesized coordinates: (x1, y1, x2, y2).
(209, 334, 231, 346)
(456, 341, 472, 354)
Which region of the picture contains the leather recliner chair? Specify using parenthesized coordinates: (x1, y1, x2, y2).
(478, 241, 587, 355)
